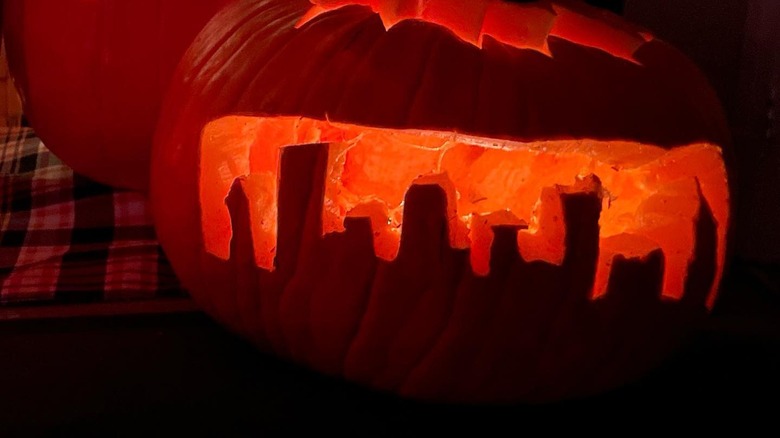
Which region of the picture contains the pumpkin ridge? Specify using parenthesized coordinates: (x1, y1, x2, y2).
(327, 13, 391, 120)
(524, 190, 606, 398)
(232, 20, 329, 112)
(270, 142, 333, 356)
(298, 11, 384, 113)
(340, 253, 385, 380)
(398, 227, 514, 398)
(402, 32, 449, 127)
(374, 185, 465, 391)
(585, 251, 672, 395)
(277, 154, 338, 364)
(302, 216, 379, 375)
(183, 0, 289, 83)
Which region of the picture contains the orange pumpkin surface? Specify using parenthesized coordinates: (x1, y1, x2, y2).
(151, 0, 732, 402)
(3, 0, 232, 189)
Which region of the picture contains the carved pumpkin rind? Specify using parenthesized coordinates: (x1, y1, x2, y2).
(151, 0, 732, 402)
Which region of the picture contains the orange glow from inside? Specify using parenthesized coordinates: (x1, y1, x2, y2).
(298, 0, 652, 63)
(200, 116, 729, 305)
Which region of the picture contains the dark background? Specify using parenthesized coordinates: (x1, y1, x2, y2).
(0, 260, 777, 436)
(585, 0, 625, 12)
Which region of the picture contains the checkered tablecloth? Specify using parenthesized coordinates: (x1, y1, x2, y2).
(0, 127, 183, 305)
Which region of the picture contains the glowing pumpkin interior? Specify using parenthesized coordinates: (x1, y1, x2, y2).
(298, 0, 653, 62)
(200, 116, 729, 307)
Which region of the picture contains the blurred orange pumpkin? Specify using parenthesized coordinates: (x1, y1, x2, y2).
(3, 0, 232, 189)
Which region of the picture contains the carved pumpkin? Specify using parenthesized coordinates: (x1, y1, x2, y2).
(151, 0, 732, 402)
(2, 0, 231, 189)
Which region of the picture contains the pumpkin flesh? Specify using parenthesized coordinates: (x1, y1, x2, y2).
(201, 115, 728, 306)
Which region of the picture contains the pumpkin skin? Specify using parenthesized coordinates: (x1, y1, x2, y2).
(151, 0, 732, 402)
(2, 0, 232, 189)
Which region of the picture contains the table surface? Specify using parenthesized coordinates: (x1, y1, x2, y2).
(0, 262, 778, 436)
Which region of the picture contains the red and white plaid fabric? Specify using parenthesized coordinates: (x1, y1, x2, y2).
(0, 127, 183, 304)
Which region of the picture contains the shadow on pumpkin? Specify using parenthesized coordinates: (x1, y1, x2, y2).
(196, 142, 716, 404)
